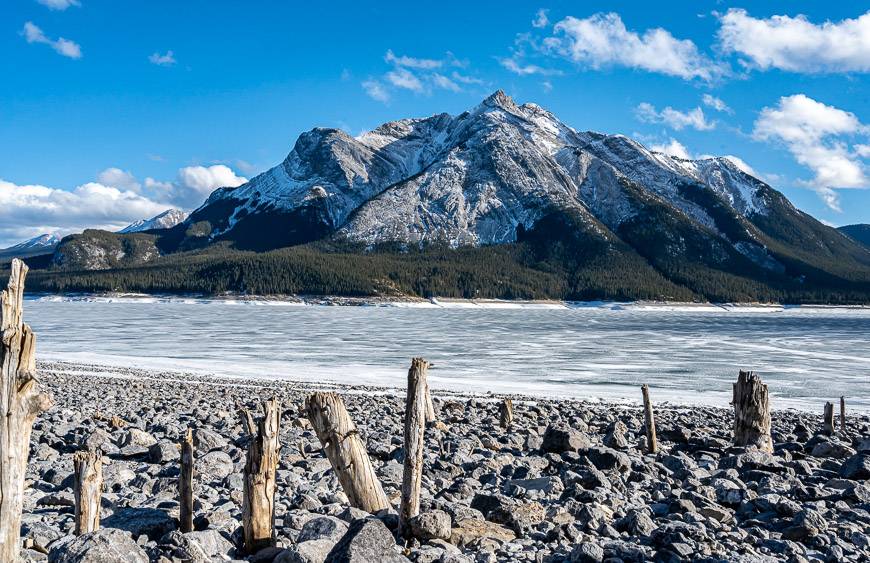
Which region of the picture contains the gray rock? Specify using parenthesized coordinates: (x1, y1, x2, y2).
(102, 506, 176, 540)
(541, 423, 592, 453)
(197, 450, 234, 482)
(839, 453, 870, 480)
(326, 518, 409, 562)
(579, 447, 631, 472)
(194, 427, 227, 452)
(570, 542, 604, 563)
(275, 540, 335, 563)
(409, 510, 452, 541)
(148, 440, 180, 464)
(782, 509, 828, 541)
(48, 528, 149, 563)
(297, 515, 349, 543)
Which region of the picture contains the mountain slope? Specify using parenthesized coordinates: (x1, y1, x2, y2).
(0, 233, 60, 261)
(839, 224, 870, 248)
(120, 209, 187, 233)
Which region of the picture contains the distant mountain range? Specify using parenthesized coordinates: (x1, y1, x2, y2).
(11, 91, 870, 303)
(118, 209, 188, 234)
(0, 233, 60, 260)
(839, 224, 870, 248)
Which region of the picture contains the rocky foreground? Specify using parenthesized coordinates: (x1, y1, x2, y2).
(21, 361, 870, 563)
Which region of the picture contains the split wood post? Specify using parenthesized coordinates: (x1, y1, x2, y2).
(73, 450, 102, 535)
(499, 399, 514, 429)
(305, 392, 390, 513)
(242, 397, 280, 554)
(179, 428, 195, 533)
(822, 401, 835, 436)
(0, 259, 53, 562)
(399, 358, 429, 539)
(839, 396, 846, 434)
(641, 384, 658, 454)
(732, 370, 773, 453)
(423, 378, 437, 424)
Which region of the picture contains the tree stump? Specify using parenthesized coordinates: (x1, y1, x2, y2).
(423, 378, 437, 424)
(179, 428, 195, 533)
(839, 396, 846, 434)
(400, 358, 428, 539)
(305, 392, 389, 513)
(499, 399, 514, 429)
(242, 397, 280, 554)
(732, 370, 772, 453)
(822, 401, 835, 436)
(73, 450, 102, 535)
(0, 259, 53, 561)
(641, 384, 658, 454)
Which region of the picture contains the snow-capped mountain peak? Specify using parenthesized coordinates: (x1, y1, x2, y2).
(119, 209, 188, 234)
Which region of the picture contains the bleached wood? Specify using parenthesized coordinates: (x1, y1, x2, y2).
(499, 399, 513, 429)
(179, 427, 195, 533)
(641, 384, 658, 454)
(822, 401, 835, 436)
(242, 397, 280, 553)
(0, 260, 53, 561)
(732, 370, 772, 453)
(839, 396, 846, 433)
(400, 358, 428, 539)
(423, 378, 437, 424)
(73, 450, 102, 535)
(305, 392, 389, 513)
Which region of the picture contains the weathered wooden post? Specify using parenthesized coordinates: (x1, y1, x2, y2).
(400, 358, 428, 539)
(305, 392, 390, 513)
(839, 396, 846, 434)
(179, 428, 195, 533)
(73, 450, 102, 535)
(732, 370, 772, 453)
(242, 397, 280, 554)
(641, 384, 658, 454)
(0, 259, 53, 561)
(499, 399, 514, 429)
(424, 378, 437, 424)
(822, 401, 835, 435)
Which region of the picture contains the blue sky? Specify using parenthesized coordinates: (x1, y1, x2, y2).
(2, 1, 870, 246)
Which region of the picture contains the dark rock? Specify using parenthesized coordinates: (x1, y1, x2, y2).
(102, 507, 176, 540)
(541, 423, 592, 453)
(839, 453, 870, 480)
(326, 518, 409, 562)
(298, 516, 349, 543)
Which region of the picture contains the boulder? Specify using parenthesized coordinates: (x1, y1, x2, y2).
(197, 451, 234, 482)
(119, 428, 157, 448)
(541, 423, 592, 453)
(409, 510, 452, 541)
(579, 447, 631, 472)
(275, 540, 335, 563)
(449, 519, 516, 548)
(297, 515, 348, 543)
(148, 440, 180, 464)
(326, 518, 409, 562)
(102, 507, 176, 540)
(48, 529, 149, 563)
(839, 453, 870, 480)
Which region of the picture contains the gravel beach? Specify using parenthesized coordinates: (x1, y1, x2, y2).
(21, 360, 870, 562)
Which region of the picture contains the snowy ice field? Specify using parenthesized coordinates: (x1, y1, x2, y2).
(23, 296, 870, 412)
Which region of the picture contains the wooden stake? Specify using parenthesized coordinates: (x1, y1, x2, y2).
(641, 384, 658, 454)
(822, 401, 835, 436)
(305, 392, 390, 513)
(179, 428, 195, 533)
(499, 399, 514, 429)
(839, 396, 846, 434)
(73, 450, 102, 535)
(399, 358, 428, 539)
(242, 397, 280, 554)
(423, 378, 437, 424)
(732, 370, 772, 453)
(0, 259, 53, 561)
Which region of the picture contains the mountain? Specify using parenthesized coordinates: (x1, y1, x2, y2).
(24, 91, 870, 302)
(119, 209, 187, 233)
(0, 233, 60, 261)
(839, 224, 870, 248)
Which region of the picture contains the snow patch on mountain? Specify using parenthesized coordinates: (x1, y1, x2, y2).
(120, 209, 187, 233)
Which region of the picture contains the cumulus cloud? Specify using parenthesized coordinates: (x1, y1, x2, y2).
(542, 13, 724, 81)
(532, 9, 549, 29)
(176, 165, 246, 196)
(363, 50, 482, 102)
(636, 102, 715, 131)
(148, 50, 176, 66)
(96, 164, 247, 209)
(719, 9, 870, 73)
(36, 0, 80, 9)
(753, 94, 869, 211)
(22, 21, 82, 59)
(702, 94, 731, 113)
(650, 138, 692, 159)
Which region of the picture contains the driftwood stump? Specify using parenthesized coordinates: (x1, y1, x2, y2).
(400, 358, 428, 539)
(732, 370, 772, 453)
(499, 399, 514, 429)
(242, 397, 280, 554)
(73, 450, 102, 535)
(0, 259, 53, 561)
(822, 401, 835, 436)
(641, 384, 658, 454)
(305, 392, 389, 513)
(179, 428, 195, 533)
(840, 396, 846, 433)
(424, 377, 437, 424)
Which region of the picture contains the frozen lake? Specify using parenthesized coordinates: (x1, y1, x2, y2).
(23, 297, 870, 411)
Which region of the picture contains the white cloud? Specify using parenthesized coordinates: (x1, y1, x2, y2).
(431, 73, 461, 92)
(718, 9, 870, 73)
(36, 0, 80, 10)
(22, 21, 82, 59)
(362, 79, 390, 102)
(499, 57, 561, 76)
(702, 94, 731, 113)
(753, 94, 869, 210)
(176, 165, 246, 196)
(98, 164, 247, 209)
(148, 50, 176, 66)
(364, 50, 481, 102)
(97, 168, 140, 192)
(636, 102, 715, 131)
(384, 50, 442, 70)
(650, 139, 692, 159)
(544, 13, 723, 80)
(385, 67, 425, 92)
(542, 80, 553, 93)
(532, 9, 549, 29)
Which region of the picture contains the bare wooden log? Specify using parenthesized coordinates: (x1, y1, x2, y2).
(399, 358, 428, 539)
(641, 384, 658, 454)
(73, 450, 102, 535)
(242, 397, 280, 554)
(822, 401, 835, 436)
(732, 370, 772, 453)
(305, 392, 390, 513)
(499, 399, 514, 429)
(179, 428, 195, 533)
(839, 396, 846, 434)
(423, 378, 437, 424)
(0, 259, 53, 561)
(240, 408, 257, 436)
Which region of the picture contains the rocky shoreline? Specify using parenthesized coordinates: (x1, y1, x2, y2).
(22, 361, 870, 562)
